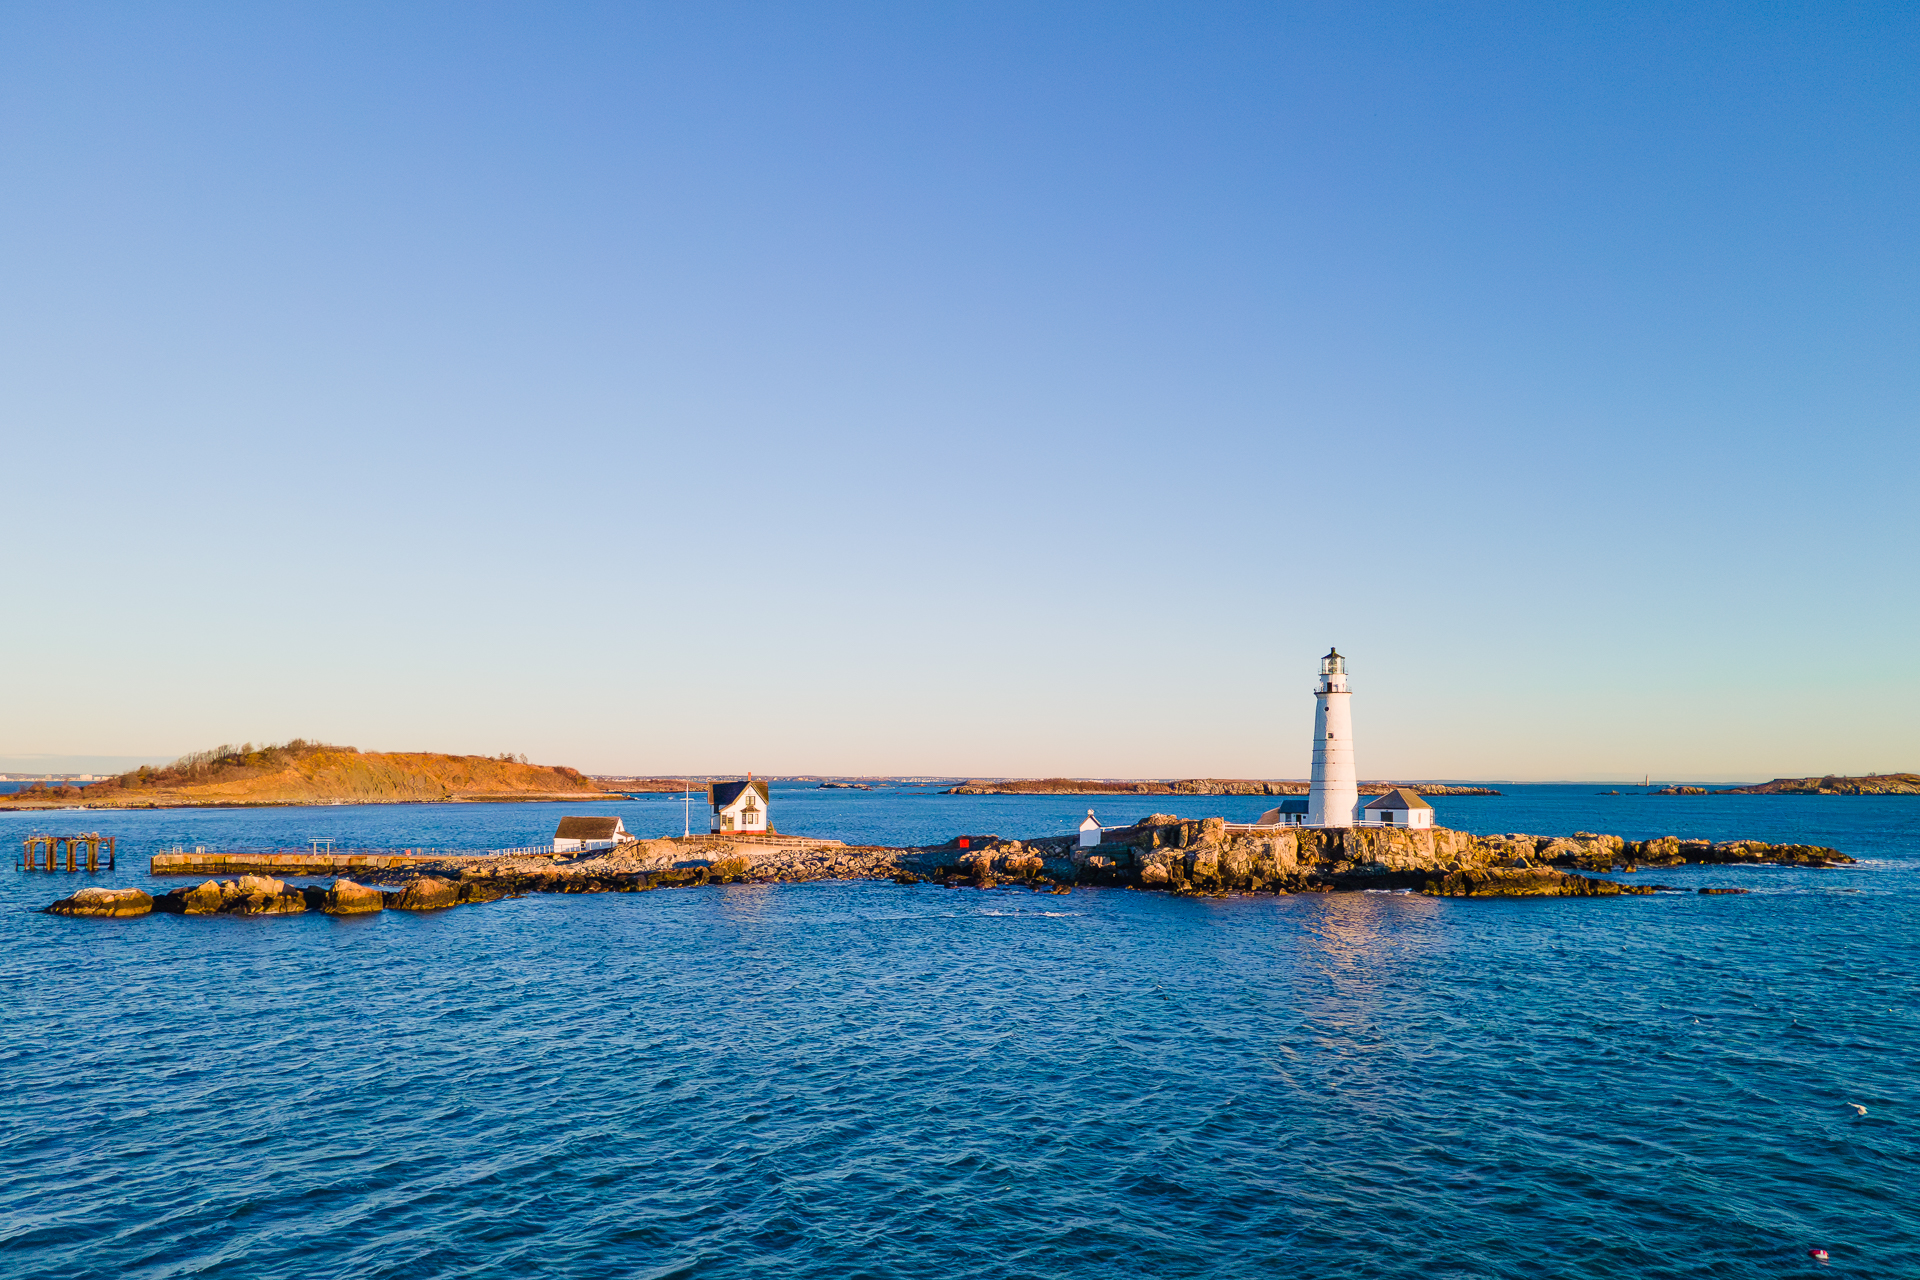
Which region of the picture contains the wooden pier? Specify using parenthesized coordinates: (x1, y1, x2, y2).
(19, 834, 116, 872)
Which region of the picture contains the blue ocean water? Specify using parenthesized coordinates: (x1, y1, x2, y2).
(3, 785, 1916, 1277)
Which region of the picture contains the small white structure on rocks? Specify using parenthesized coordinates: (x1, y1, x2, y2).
(1079, 811, 1103, 847)
(710, 780, 770, 834)
(1256, 798, 1310, 827)
(554, 815, 627, 852)
(1362, 787, 1433, 828)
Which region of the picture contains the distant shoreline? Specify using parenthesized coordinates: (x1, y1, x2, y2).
(1657, 773, 1919, 796)
(0, 792, 615, 812)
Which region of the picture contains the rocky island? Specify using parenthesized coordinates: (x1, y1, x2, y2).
(944, 778, 1501, 796)
(1647, 773, 1920, 796)
(3, 740, 616, 809)
(1714, 773, 1920, 795)
(46, 815, 1849, 918)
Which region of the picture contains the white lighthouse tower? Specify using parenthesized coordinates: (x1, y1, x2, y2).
(1307, 647, 1359, 828)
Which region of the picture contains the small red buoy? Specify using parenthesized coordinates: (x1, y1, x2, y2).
(1808, 1248, 1829, 1261)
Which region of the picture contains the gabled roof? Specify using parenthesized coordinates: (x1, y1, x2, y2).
(709, 779, 770, 810)
(1080, 812, 1101, 828)
(1257, 799, 1309, 822)
(555, 816, 626, 839)
(1363, 786, 1433, 811)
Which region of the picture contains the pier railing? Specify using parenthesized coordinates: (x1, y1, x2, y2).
(1221, 818, 1429, 832)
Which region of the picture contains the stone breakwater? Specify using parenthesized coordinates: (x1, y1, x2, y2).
(46, 823, 1846, 918)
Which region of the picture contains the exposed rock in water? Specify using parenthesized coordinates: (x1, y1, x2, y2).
(152, 876, 309, 915)
(1420, 868, 1655, 897)
(388, 876, 462, 911)
(323, 879, 385, 914)
(1545, 833, 1850, 870)
(44, 886, 153, 917)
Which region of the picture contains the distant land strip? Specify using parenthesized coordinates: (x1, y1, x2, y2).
(0, 740, 613, 809)
(942, 779, 1501, 797)
(1653, 773, 1920, 796)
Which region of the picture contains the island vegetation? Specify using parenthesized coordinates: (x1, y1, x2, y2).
(1714, 773, 1920, 795)
(1646, 773, 1919, 796)
(1, 739, 612, 809)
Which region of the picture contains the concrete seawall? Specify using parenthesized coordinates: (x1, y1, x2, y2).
(150, 852, 421, 876)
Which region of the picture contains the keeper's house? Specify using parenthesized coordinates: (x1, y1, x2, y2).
(554, 815, 628, 852)
(1361, 787, 1434, 828)
(710, 780, 771, 834)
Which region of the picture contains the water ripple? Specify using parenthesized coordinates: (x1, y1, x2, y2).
(4, 794, 1918, 1276)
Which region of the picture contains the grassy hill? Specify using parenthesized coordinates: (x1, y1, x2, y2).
(1, 740, 613, 808)
(1717, 773, 1920, 795)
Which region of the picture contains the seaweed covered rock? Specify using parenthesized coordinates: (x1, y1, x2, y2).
(44, 886, 153, 917)
(1702, 841, 1849, 866)
(1543, 836, 1851, 869)
(1422, 868, 1654, 897)
(389, 876, 462, 911)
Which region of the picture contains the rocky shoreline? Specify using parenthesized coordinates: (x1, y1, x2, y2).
(943, 779, 1502, 797)
(44, 818, 1848, 917)
(1658, 772, 1920, 796)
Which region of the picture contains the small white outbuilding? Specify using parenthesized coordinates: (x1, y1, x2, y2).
(1078, 811, 1103, 847)
(1361, 787, 1434, 828)
(554, 815, 628, 852)
(1256, 798, 1310, 826)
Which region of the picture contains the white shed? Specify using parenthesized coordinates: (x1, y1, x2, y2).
(554, 815, 628, 852)
(710, 780, 771, 834)
(1256, 798, 1310, 826)
(1078, 810, 1103, 847)
(1362, 787, 1434, 828)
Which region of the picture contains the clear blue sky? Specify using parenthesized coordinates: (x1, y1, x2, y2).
(3, 2, 1915, 781)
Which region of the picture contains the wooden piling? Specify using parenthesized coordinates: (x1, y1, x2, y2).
(18, 833, 116, 872)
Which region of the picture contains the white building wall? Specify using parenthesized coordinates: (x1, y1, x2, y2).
(1307, 656, 1359, 828)
(713, 788, 769, 833)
